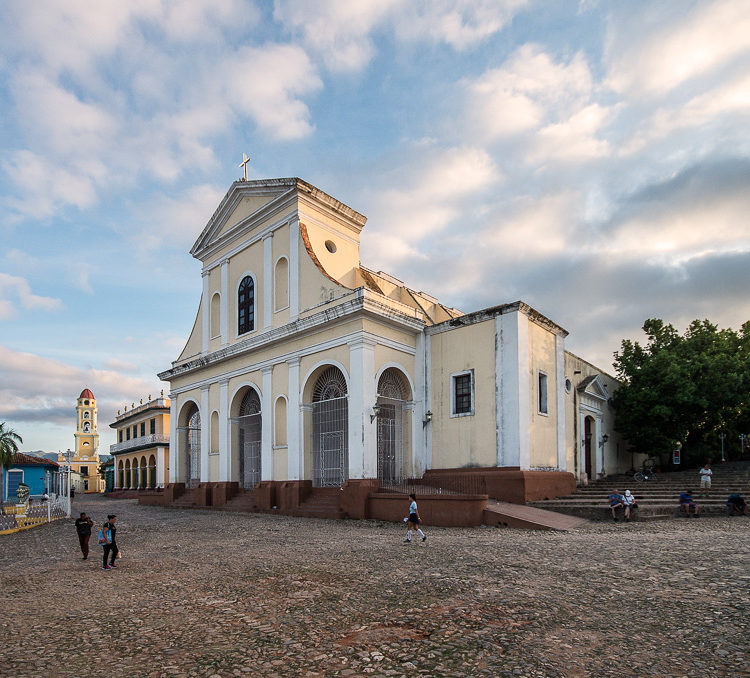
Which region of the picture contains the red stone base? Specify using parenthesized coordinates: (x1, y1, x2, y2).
(423, 467, 575, 504)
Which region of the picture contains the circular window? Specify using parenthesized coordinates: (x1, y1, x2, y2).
(565, 378, 572, 394)
(325, 240, 337, 253)
(84, 400, 89, 405)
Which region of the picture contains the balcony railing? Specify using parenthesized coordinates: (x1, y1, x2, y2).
(110, 434, 170, 454)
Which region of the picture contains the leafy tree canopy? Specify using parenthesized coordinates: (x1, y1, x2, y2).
(611, 319, 750, 465)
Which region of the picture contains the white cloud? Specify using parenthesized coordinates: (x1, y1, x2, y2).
(464, 45, 594, 141)
(360, 144, 501, 263)
(0, 273, 64, 317)
(274, 0, 526, 72)
(228, 44, 323, 140)
(606, 0, 750, 96)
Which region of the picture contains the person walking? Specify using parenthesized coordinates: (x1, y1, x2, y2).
(699, 463, 712, 497)
(101, 514, 119, 570)
(74, 512, 94, 560)
(404, 493, 427, 543)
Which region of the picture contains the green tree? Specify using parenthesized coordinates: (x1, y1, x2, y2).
(611, 319, 750, 465)
(0, 422, 23, 505)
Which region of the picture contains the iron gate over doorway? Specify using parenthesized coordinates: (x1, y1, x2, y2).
(376, 397, 405, 484)
(235, 389, 262, 489)
(310, 366, 349, 487)
(180, 405, 201, 489)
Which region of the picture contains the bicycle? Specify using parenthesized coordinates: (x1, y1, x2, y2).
(634, 458, 659, 482)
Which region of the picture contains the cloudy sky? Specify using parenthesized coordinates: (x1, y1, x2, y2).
(1, 0, 748, 453)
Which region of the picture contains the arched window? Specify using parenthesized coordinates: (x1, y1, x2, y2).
(238, 276, 255, 335)
(274, 257, 289, 311)
(210, 292, 220, 338)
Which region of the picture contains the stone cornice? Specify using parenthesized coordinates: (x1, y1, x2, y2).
(158, 288, 424, 382)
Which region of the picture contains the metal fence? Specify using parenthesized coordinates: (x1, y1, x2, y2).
(379, 472, 488, 497)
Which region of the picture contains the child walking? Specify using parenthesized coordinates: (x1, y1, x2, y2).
(404, 493, 427, 543)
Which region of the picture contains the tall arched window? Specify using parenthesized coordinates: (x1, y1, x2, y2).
(210, 292, 220, 338)
(238, 276, 255, 335)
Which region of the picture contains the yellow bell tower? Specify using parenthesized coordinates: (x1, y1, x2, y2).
(59, 388, 104, 492)
(75, 388, 99, 458)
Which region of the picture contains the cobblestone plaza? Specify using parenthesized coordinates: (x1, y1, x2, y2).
(1, 496, 748, 677)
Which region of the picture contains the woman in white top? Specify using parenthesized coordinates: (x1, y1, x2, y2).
(405, 493, 427, 543)
(623, 490, 638, 522)
(699, 463, 712, 496)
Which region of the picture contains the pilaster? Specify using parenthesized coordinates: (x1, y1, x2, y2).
(169, 395, 178, 483)
(220, 258, 229, 346)
(289, 217, 299, 321)
(261, 367, 273, 481)
(219, 379, 230, 482)
(201, 270, 210, 353)
(263, 233, 273, 330)
(200, 387, 210, 482)
(287, 358, 301, 480)
(555, 333, 567, 471)
(348, 337, 377, 479)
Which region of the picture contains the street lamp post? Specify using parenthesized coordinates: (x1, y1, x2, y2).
(719, 432, 726, 463)
(741, 434, 747, 458)
(64, 448, 73, 518)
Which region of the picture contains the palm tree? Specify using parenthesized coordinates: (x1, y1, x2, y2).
(0, 422, 23, 506)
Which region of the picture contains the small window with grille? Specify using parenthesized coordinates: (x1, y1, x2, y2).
(451, 370, 474, 417)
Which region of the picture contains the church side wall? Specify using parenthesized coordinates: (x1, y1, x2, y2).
(428, 320, 497, 469)
(527, 321, 559, 468)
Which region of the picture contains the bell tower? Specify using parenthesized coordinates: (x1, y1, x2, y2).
(75, 388, 99, 459)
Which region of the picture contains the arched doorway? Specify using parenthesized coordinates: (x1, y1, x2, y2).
(140, 456, 148, 489)
(184, 404, 201, 488)
(311, 366, 348, 487)
(376, 368, 411, 484)
(117, 460, 124, 488)
(125, 460, 131, 489)
(236, 389, 262, 489)
(148, 454, 157, 489)
(584, 416, 593, 480)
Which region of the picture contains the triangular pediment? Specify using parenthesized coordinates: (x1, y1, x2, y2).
(190, 178, 299, 260)
(577, 374, 608, 400)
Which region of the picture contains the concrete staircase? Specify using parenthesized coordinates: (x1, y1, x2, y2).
(223, 489, 258, 512)
(289, 487, 345, 520)
(170, 487, 206, 508)
(528, 460, 750, 521)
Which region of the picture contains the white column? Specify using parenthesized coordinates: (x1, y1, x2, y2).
(169, 396, 178, 483)
(424, 331, 433, 472)
(154, 446, 162, 487)
(289, 217, 299, 321)
(595, 417, 604, 478)
(263, 233, 273, 330)
(496, 310, 531, 469)
(220, 258, 229, 346)
(261, 367, 273, 481)
(200, 387, 210, 482)
(555, 333, 567, 471)
(219, 379, 230, 482)
(201, 270, 210, 353)
(348, 337, 377, 479)
(287, 358, 301, 480)
(413, 331, 426, 476)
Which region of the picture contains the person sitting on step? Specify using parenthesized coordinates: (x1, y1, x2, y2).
(608, 489, 625, 521)
(623, 490, 638, 521)
(679, 490, 700, 518)
(727, 493, 747, 516)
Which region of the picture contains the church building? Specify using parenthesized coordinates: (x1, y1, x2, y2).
(158, 177, 625, 512)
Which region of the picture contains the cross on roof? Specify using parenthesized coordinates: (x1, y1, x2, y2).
(239, 153, 251, 181)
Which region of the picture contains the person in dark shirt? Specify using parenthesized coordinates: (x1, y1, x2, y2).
(608, 489, 625, 521)
(727, 494, 747, 516)
(102, 514, 119, 570)
(74, 512, 94, 560)
(679, 490, 699, 517)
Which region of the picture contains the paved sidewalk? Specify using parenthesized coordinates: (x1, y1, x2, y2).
(1, 495, 748, 677)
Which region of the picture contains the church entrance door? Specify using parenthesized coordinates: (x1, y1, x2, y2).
(237, 389, 262, 489)
(584, 416, 593, 480)
(376, 369, 411, 485)
(184, 406, 201, 489)
(311, 367, 348, 487)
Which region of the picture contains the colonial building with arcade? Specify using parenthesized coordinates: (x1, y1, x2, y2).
(157, 177, 624, 515)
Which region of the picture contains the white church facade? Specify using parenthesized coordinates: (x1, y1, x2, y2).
(157, 178, 626, 513)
